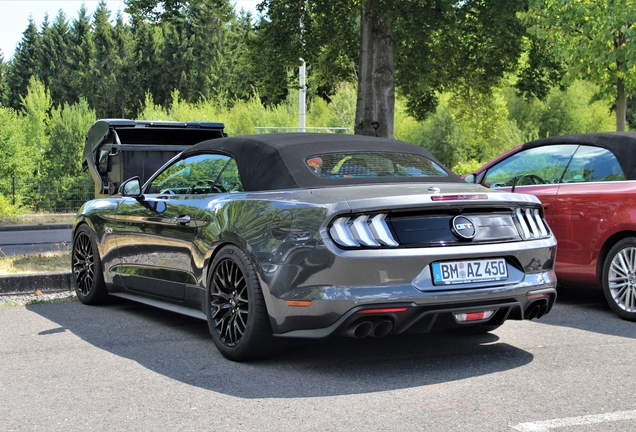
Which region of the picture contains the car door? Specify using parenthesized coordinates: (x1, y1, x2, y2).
(112, 153, 236, 301)
(480, 144, 578, 224)
(548, 145, 627, 284)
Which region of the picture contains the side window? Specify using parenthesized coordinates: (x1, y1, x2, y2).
(216, 158, 244, 192)
(147, 154, 240, 194)
(483, 145, 577, 188)
(561, 146, 626, 183)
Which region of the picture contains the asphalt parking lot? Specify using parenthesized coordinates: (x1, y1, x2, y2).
(1, 284, 635, 431)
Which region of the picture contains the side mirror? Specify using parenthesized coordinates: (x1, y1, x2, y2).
(119, 177, 142, 197)
(463, 173, 476, 183)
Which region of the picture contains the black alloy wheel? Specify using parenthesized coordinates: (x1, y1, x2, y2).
(72, 225, 108, 305)
(206, 245, 282, 361)
(210, 257, 249, 347)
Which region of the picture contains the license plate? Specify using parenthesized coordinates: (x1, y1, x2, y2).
(432, 258, 508, 285)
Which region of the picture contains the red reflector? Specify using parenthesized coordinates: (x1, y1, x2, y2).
(431, 194, 488, 201)
(465, 312, 485, 321)
(357, 307, 408, 314)
(527, 293, 550, 300)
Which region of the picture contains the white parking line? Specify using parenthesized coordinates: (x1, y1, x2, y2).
(511, 410, 636, 431)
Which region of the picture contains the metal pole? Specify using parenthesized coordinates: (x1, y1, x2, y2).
(299, 58, 306, 132)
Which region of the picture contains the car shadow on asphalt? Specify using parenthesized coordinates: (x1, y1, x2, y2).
(27, 297, 534, 399)
(536, 284, 636, 338)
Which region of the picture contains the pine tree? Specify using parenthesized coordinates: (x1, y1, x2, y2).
(68, 5, 95, 105)
(220, 10, 257, 103)
(0, 50, 8, 106)
(6, 17, 42, 110)
(129, 18, 164, 116)
(90, 1, 118, 117)
(112, 12, 136, 117)
(158, 18, 188, 106)
(39, 10, 72, 107)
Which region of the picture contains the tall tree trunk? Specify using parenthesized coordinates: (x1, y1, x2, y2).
(616, 77, 626, 132)
(355, 0, 395, 138)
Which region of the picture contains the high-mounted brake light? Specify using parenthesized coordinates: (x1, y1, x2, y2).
(431, 194, 488, 201)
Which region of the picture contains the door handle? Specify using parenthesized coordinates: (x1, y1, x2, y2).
(173, 215, 191, 226)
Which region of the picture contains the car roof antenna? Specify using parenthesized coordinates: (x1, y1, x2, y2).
(511, 176, 518, 193)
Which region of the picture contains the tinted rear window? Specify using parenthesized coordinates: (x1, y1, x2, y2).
(306, 152, 448, 179)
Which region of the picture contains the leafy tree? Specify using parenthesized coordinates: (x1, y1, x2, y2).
(6, 17, 42, 110)
(20, 77, 51, 176)
(39, 11, 72, 106)
(125, 0, 228, 20)
(0, 106, 26, 177)
(514, 35, 565, 101)
(628, 93, 636, 131)
(521, 0, 636, 131)
(252, 0, 529, 138)
(44, 98, 96, 178)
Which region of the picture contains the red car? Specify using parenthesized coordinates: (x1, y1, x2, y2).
(465, 132, 636, 321)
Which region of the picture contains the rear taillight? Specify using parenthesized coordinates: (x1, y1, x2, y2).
(329, 213, 399, 248)
(515, 207, 550, 239)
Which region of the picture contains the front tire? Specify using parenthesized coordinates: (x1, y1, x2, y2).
(602, 238, 636, 321)
(206, 245, 282, 361)
(72, 225, 109, 305)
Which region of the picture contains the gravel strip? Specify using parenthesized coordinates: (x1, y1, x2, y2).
(0, 290, 77, 306)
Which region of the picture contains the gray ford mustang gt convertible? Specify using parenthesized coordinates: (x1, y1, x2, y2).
(72, 133, 557, 361)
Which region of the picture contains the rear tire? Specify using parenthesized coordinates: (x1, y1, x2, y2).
(602, 238, 636, 321)
(206, 245, 283, 361)
(72, 225, 109, 305)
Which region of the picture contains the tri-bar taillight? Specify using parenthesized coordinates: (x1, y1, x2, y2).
(329, 214, 399, 248)
(515, 207, 549, 239)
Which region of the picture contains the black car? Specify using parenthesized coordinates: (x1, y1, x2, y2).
(73, 133, 557, 361)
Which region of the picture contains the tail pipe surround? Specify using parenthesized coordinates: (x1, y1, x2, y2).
(524, 289, 554, 320)
(345, 319, 394, 338)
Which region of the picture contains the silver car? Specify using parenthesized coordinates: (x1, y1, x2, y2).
(72, 133, 557, 361)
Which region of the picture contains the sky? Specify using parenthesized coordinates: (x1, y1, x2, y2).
(0, 0, 260, 61)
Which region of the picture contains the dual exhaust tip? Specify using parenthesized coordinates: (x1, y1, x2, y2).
(345, 319, 393, 338)
(525, 299, 549, 320)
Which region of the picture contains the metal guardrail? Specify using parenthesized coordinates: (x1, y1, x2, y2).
(0, 175, 94, 213)
(255, 126, 350, 134)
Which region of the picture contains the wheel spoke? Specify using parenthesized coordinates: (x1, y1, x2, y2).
(609, 246, 636, 313)
(72, 232, 96, 296)
(209, 257, 250, 347)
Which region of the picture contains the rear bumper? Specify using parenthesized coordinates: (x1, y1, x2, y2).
(272, 271, 557, 338)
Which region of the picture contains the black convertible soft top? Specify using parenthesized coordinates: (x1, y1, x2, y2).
(181, 133, 462, 191)
(523, 132, 636, 180)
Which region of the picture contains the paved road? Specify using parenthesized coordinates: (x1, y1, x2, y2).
(1, 284, 635, 431)
(0, 227, 72, 255)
